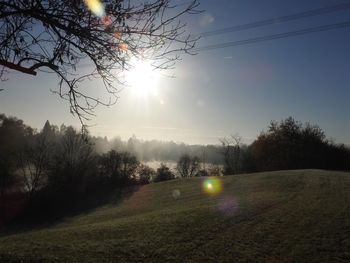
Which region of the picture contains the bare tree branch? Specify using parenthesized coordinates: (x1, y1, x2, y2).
(0, 0, 201, 131)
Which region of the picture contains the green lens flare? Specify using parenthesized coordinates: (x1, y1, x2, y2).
(202, 177, 222, 195)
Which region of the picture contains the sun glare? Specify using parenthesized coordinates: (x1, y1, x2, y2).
(126, 59, 159, 98)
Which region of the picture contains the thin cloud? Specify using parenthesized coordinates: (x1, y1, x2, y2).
(142, 126, 180, 131)
(199, 13, 215, 27)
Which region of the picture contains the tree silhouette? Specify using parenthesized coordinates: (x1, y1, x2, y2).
(176, 154, 200, 177)
(220, 134, 242, 175)
(0, 114, 33, 197)
(249, 117, 347, 171)
(136, 163, 155, 184)
(154, 163, 174, 182)
(0, 0, 200, 129)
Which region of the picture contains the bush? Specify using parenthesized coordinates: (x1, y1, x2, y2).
(197, 169, 209, 177)
(176, 154, 200, 178)
(250, 117, 350, 171)
(136, 164, 155, 184)
(208, 164, 222, 176)
(154, 164, 175, 182)
(99, 150, 139, 185)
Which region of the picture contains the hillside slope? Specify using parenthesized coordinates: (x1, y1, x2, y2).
(0, 170, 349, 262)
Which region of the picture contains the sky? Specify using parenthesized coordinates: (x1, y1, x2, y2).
(1, 0, 349, 145)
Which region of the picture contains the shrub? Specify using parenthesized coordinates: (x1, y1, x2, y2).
(154, 164, 175, 182)
(137, 164, 155, 184)
(208, 164, 223, 177)
(197, 169, 209, 177)
(176, 154, 200, 178)
(99, 150, 139, 185)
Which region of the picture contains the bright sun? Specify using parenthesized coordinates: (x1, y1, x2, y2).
(126, 59, 159, 97)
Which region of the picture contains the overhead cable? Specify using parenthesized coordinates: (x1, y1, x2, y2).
(195, 20, 350, 52)
(198, 2, 350, 38)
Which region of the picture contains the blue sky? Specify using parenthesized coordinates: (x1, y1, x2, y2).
(0, 0, 349, 145)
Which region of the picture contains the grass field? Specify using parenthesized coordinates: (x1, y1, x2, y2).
(0, 170, 349, 262)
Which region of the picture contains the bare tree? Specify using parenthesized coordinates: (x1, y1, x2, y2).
(176, 153, 200, 178)
(220, 134, 242, 175)
(48, 126, 94, 195)
(0, 0, 201, 130)
(0, 114, 31, 197)
(136, 163, 155, 184)
(99, 149, 138, 184)
(17, 133, 51, 197)
(0, 155, 15, 198)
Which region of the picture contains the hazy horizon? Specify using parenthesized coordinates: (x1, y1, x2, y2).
(1, 0, 349, 145)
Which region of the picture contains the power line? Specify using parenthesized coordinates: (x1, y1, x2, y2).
(79, 4, 350, 67)
(198, 2, 350, 38)
(195, 20, 350, 52)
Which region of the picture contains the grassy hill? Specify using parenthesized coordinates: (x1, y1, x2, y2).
(0, 170, 349, 262)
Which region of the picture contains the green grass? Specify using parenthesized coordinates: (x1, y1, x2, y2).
(1, 170, 350, 262)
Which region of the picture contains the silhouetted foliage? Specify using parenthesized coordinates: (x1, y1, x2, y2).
(197, 169, 209, 177)
(0, 114, 32, 197)
(99, 149, 139, 185)
(99, 150, 122, 180)
(207, 164, 223, 176)
(154, 164, 175, 182)
(136, 164, 155, 185)
(250, 117, 350, 171)
(1, 114, 349, 226)
(46, 126, 96, 202)
(220, 134, 242, 175)
(119, 151, 139, 184)
(176, 154, 200, 178)
(17, 133, 48, 197)
(0, 156, 15, 198)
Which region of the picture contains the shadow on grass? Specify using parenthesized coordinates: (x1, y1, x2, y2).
(0, 183, 141, 237)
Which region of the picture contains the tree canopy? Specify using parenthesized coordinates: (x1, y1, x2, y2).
(250, 117, 349, 171)
(0, 0, 200, 128)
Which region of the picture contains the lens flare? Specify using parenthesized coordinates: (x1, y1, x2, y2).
(217, 196, 239, 216)
(84, 0, 105, 17)
(118, 43, 129, 52)
(101, 15, 112, 26)
(172, 189, 181, 199)
(114, 32, 122, 39)
(202, 177, 222, 195)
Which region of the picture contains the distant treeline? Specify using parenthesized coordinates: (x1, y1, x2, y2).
(93, 135, 223, 164)
(0, 114, 349, 225)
